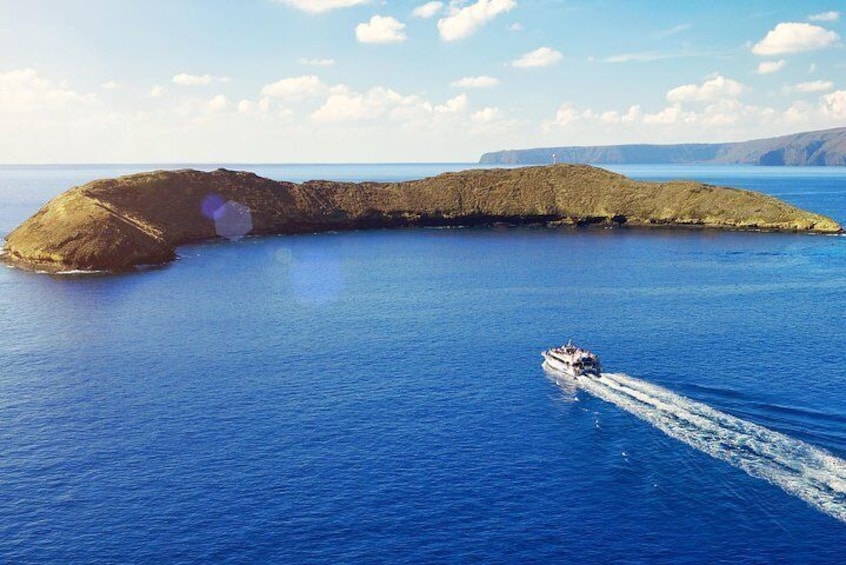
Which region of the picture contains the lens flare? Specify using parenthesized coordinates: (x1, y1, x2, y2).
(213, 201, 253, 240)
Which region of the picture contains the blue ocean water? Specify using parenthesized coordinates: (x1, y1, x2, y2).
(1, 164, 845, 563)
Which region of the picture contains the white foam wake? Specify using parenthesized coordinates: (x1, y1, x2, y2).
(559, 370, 846, 523)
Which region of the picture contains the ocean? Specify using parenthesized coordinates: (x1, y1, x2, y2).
(1, 164, 845, 563)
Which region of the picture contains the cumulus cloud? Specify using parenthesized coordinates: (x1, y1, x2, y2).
(0, 68, 96, 113)
(297, 57, 335, 66)
(511, 47, 563, 68)
(752, 22, 840, 55)
(543, 87, 846, 145)
(471, 106, 501, 124)
(173, 73, 212, 86)
(435, 93, 468, 114)
(312, 88, 369, 122)
(599, 105, 642, 124)
(412, 1, 443, 18)
(793, 80, 834, 93)
(172, 73, 229, 86)
(261, 75, 328, 100)
(150, 85, 165, 98)
(208, 94, 228, 111)
(311, 86, 468, 123)
(437, 0, 516, 42)
(821, 90, 846, 118)
(355, 15, 407, 43)
(808, 11, 839, 22)
(274, 0, 369, 14)
(101, 80, 120, 90)
(666, 75, 745, 103)
(554, 104, 579, 127)
(0, 67, 106, 144)
(756, 59, 786, 74)
(450, 75, 500, 88)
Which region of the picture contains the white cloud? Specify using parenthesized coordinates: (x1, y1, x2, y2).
(150, 85, 165, 98)
(0, 68, 105, 142)
(237, 99, 253, 113)
(821, 90, 846, 118)
(511, 47, 563, 68)
(274, 0, 369, 14)
(437, 0, 516, 42)
(311, 86, 469, 123)
(312, 86, 435, 122)
(666, 75, 745, 103)
(540, 92, 846, 146)
(313, 90, 368, 122)
(595, 105, 642, 124)
(752, 22, 840, 55)
(471, 106, 501, 124)
(435, 93, 468, 114)
(297, 57, 335, 66)
(450, 75, 500, 88)
(208, 94, 228, 111)
(412, 1, 443, 18)
(260, 75, 328, 100)
(508, 23, 523, 32)
(756, 59, 786, 74)
(173, 73, 212, 86)
(642, 104, 695, 125)
(793, 80, 834, 93)
(101, 80, 120, 90)
(554, 104, 579, 127)
(172, 73, 229, 86)
(0, 68, 96, 114)
(808, 11, 839, 22)
(355, 15, 406, 44)
(621, 105, 642, 123)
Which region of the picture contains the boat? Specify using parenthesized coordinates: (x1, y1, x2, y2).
(542, 340, 602, 377)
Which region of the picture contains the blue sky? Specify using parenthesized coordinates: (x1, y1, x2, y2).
(1, 0, 844, 162)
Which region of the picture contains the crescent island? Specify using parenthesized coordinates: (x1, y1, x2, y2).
(1, 164, 842, 273)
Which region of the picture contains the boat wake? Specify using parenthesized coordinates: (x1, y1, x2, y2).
(552, 369, 846, 523)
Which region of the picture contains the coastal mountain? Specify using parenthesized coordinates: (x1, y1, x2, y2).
(1, 164, 840, 273)
(480, 127, 846, 166)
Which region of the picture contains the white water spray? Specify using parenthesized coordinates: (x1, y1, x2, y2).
(550, 369, 846, 523)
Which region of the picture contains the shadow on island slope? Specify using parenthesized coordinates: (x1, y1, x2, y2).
(1, 164, 841, 273)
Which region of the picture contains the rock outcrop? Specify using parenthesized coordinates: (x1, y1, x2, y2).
(1, 164, 841, 273)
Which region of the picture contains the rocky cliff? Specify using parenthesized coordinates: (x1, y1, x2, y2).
(480, 127, 846, 165)
(1, 165, 841, 273)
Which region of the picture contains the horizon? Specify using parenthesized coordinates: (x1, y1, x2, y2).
(2, 1, 845, 163)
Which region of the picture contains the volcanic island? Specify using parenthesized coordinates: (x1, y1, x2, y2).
(1, 164, 841, 273)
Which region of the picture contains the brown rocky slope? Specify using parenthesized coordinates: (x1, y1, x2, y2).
(1, 164, 841, 273)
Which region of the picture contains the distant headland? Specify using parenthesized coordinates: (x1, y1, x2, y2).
(1, 164, 841, 273)
(480, 127, 846, 166)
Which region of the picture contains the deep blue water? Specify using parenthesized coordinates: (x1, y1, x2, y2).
(1, 164, 845, 563)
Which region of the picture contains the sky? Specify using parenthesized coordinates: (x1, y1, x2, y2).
(0, 0, 844, 163)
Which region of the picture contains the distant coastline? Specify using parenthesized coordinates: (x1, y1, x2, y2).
(480, 127, 846, 166)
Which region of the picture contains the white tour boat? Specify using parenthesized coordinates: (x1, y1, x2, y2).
(542, 340, 602, 377)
